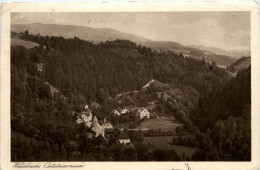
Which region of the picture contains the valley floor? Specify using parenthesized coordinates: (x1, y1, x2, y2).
(138, 118, 183, 131)
(143, 136, 198, 160)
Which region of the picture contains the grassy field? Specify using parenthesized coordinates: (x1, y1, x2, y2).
(139, 118, 183, 131)
(143, 136, 198, 160)
(11, 38, 40, 49)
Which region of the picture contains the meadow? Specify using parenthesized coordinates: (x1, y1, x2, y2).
(143, 136, 198, 160)
(139, 118, 183, 131)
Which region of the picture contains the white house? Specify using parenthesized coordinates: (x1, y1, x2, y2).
(36, 63, 44, 72)
(102, 122, 113, 129)
(81, 111, 92, 122)
(118, 139, 131, 144)
(117, 133, 131, 144)
(112, 109, 120, 116)
(75, 108, 92, 125)
(139, 108, 150, 119)
(121, 108, 129, 114)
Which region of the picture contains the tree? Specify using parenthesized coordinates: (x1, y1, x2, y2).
(24, 30, 29, 38)
(97, 88, 108, 104)
(192, 150, 206, 161)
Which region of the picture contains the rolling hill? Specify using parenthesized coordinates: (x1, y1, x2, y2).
(190, 45, 251, 59)
(11, 23, 236, 66)
(142, 41, 235, 66)
(11, 23, 151, 43)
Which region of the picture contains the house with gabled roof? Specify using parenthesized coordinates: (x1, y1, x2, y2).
(102, 118, 113, 130)
(120, 108, 129, 114)
(103, 122, 113, 130)
(138, 108, 150, 119)
(91, 116, 105, 137)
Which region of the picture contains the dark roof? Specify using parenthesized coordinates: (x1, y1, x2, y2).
(96, 134, 108, 143)
(82, 110, 91, 117)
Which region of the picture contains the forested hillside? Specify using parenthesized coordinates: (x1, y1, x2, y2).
(189, 67, 251, 160)
(191, 66, 250, 130)
(11, 30, 250, 161)
(12, 31, 230, 104)
(11, 23, 237, 67)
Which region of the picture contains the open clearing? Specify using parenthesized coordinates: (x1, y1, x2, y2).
(143, 136, 198, 160)
(11, 38, 41, 49)
(139, 118, 183, 131)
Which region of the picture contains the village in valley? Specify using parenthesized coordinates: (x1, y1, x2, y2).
(71, 79, 199, 160)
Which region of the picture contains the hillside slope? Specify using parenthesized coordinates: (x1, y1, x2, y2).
(190, 66, 251, 131)
(141, 41, 235, 67)
(11, 38, 41, 49)
(190, 67, 251, 161)
(227, 57, 251, 73)
(11, 23, 150, 43)
(11, 32, 231, 103)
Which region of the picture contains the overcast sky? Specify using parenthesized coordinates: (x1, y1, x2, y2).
(11, 12, 250, 51)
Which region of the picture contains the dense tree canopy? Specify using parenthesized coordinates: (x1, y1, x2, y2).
(14, 31, 230, 104)
(11, 31, 250, 161)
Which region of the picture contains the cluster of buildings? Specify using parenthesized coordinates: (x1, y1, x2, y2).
(112, 107, 150, 119)
(75, 104, 143, 148)
(76, 104, 113, 141)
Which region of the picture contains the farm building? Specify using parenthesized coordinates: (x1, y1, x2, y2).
(117, 133, 131, 144)
(139, 108, 150, 119)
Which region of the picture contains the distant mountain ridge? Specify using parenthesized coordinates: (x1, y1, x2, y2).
(12, 23, 241, 66)
(11, 23, 151, 43)
(190, 45, 250, 59)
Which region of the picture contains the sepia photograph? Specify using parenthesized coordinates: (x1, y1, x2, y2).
(1, 1, 259, 170)
(9, 11, 252, 162)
